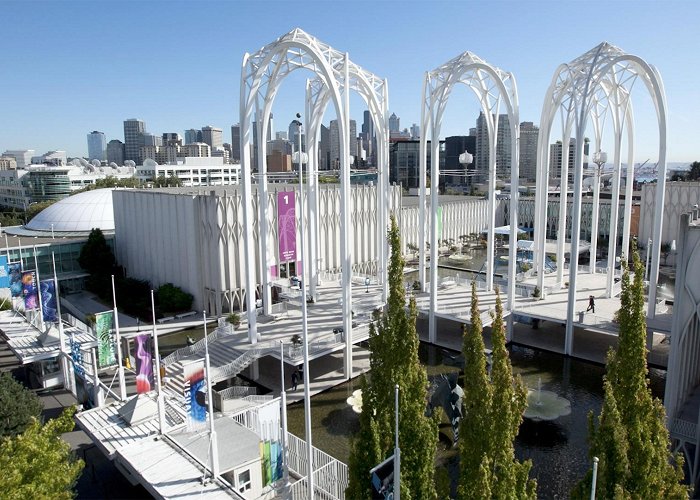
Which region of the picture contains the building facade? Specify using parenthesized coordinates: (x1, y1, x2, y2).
(519, 122, 539, 183)
(123, 119, 145, 164)
(329, 119, 357, 168)
(106, 140, 125, 166)
(202, 126, 223, 150)
(87, 131, 107, 162)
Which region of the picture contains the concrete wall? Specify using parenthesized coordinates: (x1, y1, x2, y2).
(639, 182, 700, 246)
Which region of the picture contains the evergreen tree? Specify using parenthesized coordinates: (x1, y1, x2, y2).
(0, 372, 43, 438)
(458, 285, 536, 499)
(573, 249, 687, 498)
(347, 215, 438, 499)
(0, 406, 84, 499)
(78, 228, 115, 276)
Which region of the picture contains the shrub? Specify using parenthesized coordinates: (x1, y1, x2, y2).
(156, 283, 193, 313)
(227, 313, 240, 326)
(532, 286, 541, 298)
(0, 372, 43, 438)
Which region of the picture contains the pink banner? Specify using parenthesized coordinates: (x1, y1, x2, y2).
(277, 191, 296, 263)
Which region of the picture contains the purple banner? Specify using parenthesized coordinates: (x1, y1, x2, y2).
(8, 264, 22, 298)
(277, 191, 296, 263)
(21, 271, 38, 310)
(40, 279, 58, 323)
(134, 334, 153, 394)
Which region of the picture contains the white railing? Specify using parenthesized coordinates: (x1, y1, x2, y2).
(319, 271, 342, 283)
(164, 322, 237, 364)
(287, 432, 348, 499)
(351, 272, 377, 285)
(671, 417, 698, 442)
(217, 385, 257, 400)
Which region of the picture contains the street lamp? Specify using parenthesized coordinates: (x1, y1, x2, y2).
(365, 276, 370, 293)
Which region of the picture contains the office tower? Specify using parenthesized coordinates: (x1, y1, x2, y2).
(445, 136, 476, 187)
(288, 120, 305, 155)
(87, 131, 106, 161)
(519, 122, 539, 183)
(142, 133, 162, 147)
(410, 123, 420, 140)
(106, 140, 125, 165)
(0, 156, 17, 170)
(231, 124, 241, 163)
(162, 133, 182, 147)
(469, 127, 477, 137)
(329, 119, 357, 168)
(184, 129, 202, 144)
(202, 126, 223, 149)
(549, 138, 580, 185)
(124, 119, 146, 163)
(361, 110, 375, 167)
(388, 113, 400, 134)
(475, 112, 511, 183)
(180, 143, 210, 158)
(319, 124, 330, 170)
(268, 139, 292, 156)
(2, 150, 35, 169)
(389, 140, 444, 190)
(275, 131, 288, 141)
(252, 113, 273, 169)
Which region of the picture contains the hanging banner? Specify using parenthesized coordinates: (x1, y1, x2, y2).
(21, 271, 38, 310)
(183, 359, 207, 429)
(0, 256, 8, 289)
(134, 334, 153, 394)
(70, 336, 84, 378)
(40, 279, 58, 323)
(371, 455, 396, 499)
(95, 311, 116, 368)
(8, 263, 22, 298)
(277, 191, 297, 263)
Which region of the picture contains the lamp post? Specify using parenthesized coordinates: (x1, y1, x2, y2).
(590, 150, 607, 273)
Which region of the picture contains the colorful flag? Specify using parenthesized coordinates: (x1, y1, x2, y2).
(70, 336, 84, 378)
(40, 279, 58, 323)
(95, 311, 116, 368)
(183, 359, 206, 429)
(277, 191, 297, 262)
(8, 263, 22, 298)
(21, 271, 38, 310)
(0, 256, 8, 289)
(134, 334, 153, 393)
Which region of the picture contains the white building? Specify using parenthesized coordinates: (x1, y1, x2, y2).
(135, 157, 240, 187)
(2, 149, 35, 168)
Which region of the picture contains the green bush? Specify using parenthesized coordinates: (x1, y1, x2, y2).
(0, 372, 43, 438)
(157, 283, 193, 313)
(227, 313, 240, 326)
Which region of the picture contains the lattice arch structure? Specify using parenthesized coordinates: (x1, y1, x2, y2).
(239, 29, 388, 378)
(419, 52, 520, 344)
(533, 42, 668, 355)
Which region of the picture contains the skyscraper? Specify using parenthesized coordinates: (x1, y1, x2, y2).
(329, 119, 357, 168)
(142, 133, 162, 147)
(319, 124, 330, 170)
(288, 120, 305, 155)
(106, 140, 125, 165)
(361, 110, 375, 166)
(475, 112, 511, 184)
(410, 123, 420, 140)
(162, 133, 182, 146)
(202, 126, 223, 149)
(519, 122, 539, 183)
(123, 119, 146, 164)
(184, 129, 202, 144)
(230, 124, 241, 163)
(445, 135, 476, 187)
(87, 131, 106, 161)
(388, 113, 400, 134)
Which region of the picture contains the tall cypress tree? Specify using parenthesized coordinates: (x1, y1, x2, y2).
(347, 215, 438, 499)
(458, 285, 536, 499)
(573, 249, 687, 498)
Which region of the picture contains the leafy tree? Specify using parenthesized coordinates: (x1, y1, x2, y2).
(687, 161, 700, 181)
(0, 406, 84, 499)
(458, 285, 536, 499)
(153, 173, 183, 188)
(78, 228, 115, 276)
(0, 372, 43, 438)
(573, 250, 688, 499)
(157, 283, 193, 312)
(347, 215, 438, 499)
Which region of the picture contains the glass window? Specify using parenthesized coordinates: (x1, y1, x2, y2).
(237, 469, 251, 492)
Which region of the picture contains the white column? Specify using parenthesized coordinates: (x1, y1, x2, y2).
(621, 104, 635, 260)
(428, 97, 440, 345)
(257, 107, 272, 318)
(556, 132, 571, 286)
(382, 79, 391, 303)
(111, 275, 127, 401)
(341, 54, 353, 379)
(590, 162, 601, 274)
(486, 112, 498, 291)
(419, 74, 429, 293)
(506, 111, 519, 341)
(606, 117, 624, 297)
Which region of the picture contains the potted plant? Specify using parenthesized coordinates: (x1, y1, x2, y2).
(227, 312, 241, 329)
(532, 286, 541, 299)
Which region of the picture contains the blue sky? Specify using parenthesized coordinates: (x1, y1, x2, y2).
(1, 0, 698, 163)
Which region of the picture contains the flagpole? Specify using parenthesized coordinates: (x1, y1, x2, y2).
(151, 290, 165, 433)
(111, 275, 126, 401)
(394, 384, 401, 500)
(33, 246, 45, 332)
(17, 237, 23, 271)
(51, 252, 69, 392)
(203, 312, 219, 480)
(4, 232, 10, 264)
(279, 340, 290, 494)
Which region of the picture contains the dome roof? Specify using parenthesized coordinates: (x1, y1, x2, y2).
(25, 189, 115, 234)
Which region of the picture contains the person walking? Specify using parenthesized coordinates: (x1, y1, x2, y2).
(291, 369, 299, 391)
(586, 295, 595, 314)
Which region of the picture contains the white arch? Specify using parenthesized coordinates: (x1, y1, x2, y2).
(419, 52, 520, 344)
(534, 42, 668, 355)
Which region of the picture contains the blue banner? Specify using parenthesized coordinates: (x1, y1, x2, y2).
(40, 279, 58, 323)
(0, 256, 8, 289)
(8, 263, 21, 298)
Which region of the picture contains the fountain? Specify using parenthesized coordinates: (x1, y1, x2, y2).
(524, 377, 572, 422)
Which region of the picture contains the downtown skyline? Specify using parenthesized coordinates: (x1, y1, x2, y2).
(2, 0, 698, 163)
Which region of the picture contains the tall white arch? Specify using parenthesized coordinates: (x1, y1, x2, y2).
(419, 52, 520, 344)
(534, 42, 667, 355)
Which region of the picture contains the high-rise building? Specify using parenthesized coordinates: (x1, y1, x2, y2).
(268, 139, 292, 156)
(390, 140, 444, 190)
(388, 113, 400, 134)
(106, 140, 125, 165)
(319, 124, 330, 170)
(475, 112, 511, 184)
(252, 114, 273, 169)
(469, 127, 477, 137)
(519, 122, 539, 183)
(142, 133, 162, 147)
(87, 131, 106, 161)
(288, 120, 305, 159)
(124, 119, 146, 164)
(162, 133, 182, 147)
(184, 129, 202, 144)
(180, 143, 210, 158)
(361, 110, 375, 167)
(549, 138, 589, 185)
(275, 131, 288, 141)
(230, 124, 241, 163)
(2, 150, 35, 169)
(201, 126, 223, 150)
(329, 119, 357, 168)
(410, 123, 420, 140)
(0, 157, 17, 170)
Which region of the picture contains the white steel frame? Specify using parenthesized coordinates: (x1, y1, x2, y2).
(419, 52, 520, 344)
(239, 28, 389, 379)
(533, 42, 667, 355)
